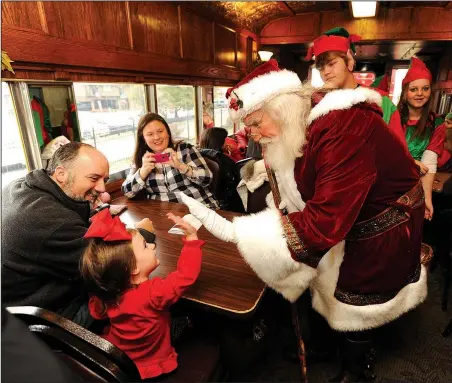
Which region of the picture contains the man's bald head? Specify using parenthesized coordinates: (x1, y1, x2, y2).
(47, 142, 101, 175)
(47, 142, 110, 206)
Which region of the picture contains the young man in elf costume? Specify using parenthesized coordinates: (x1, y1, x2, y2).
(179, 54, 430, 380)
(307, 27, 407, 151)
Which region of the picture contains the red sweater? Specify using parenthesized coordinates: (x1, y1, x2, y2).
(89, 239, 205, 379)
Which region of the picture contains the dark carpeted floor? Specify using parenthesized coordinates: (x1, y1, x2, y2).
(232, 268, 452, 383)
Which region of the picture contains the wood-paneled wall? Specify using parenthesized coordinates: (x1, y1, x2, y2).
(435, 45, 452, 91)
(1, 1, 258, 84)
(261, 7, 452, 44)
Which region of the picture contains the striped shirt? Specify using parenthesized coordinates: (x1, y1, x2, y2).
(122, 142, 219, 209)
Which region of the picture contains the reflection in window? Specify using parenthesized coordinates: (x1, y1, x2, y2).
(156, 85, 196, 144)
(213, 87, 233, 135)
(2, 83, 28, 188)
(73, 83, 146, 174)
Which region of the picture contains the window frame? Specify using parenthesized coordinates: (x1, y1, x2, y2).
(3, 81, 205, 180)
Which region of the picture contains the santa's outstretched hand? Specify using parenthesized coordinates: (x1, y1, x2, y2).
(179, 193, 236, 243)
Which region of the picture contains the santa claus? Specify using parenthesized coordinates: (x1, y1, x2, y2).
(180, 53, 429, 380)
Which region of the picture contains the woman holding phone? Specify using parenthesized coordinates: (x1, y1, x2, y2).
(122, 113, 219, 209)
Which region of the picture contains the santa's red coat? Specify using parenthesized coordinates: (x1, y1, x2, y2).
(231, 87, 427, 331)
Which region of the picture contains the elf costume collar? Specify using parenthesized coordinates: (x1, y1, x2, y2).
(402, 57, 432, 86)
(225, 59, 301, 121)
(305, 27, 361, 61)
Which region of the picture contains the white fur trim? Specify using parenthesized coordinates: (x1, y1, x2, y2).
(275, 166, 306, 213)
(228, 70, 302, 121)
(311, 248, 428, 332)
(308, 87, 382, 125)
(233, 208, 316, 302)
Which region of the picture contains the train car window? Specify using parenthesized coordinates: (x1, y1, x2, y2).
(156, 85, 196, 145)
(390, 68, 409, 105)
(73, 83, 146, 175)
(2, 83, 28, 188)
(28, 85, 75, 145)
(213, 86, 234, 135)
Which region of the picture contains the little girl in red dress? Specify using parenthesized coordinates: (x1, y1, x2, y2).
(80, 209, 204, 380)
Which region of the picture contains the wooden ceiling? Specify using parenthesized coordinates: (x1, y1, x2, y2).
(191, 1, 451, 33)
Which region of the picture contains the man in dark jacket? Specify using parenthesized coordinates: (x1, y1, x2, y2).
(2, 142, 109, 327)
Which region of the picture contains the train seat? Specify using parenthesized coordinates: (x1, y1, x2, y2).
(7, 306, 226, 382)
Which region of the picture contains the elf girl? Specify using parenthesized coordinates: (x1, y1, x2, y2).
(80, 209, 204, 380)
(398, 57, 447, 220)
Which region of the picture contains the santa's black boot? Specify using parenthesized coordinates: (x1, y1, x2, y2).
(330, 332, 376, 382)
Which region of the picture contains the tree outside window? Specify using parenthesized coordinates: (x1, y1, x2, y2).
(156, 85, 196, 144)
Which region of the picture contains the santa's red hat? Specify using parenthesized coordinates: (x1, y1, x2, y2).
(225, 59, 301, 121)
(402, 57, 432, 86)
(305, 27, 361, 61)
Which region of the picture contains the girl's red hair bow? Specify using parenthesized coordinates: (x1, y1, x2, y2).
(84, 208, 132, 241)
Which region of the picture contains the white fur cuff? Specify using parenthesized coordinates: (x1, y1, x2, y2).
(233, 208, 317, 302)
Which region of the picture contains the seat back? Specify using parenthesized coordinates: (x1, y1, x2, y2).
(236, 157, 253, 174)
(203, 156, 220, 196)
(7, 306, 140, 382)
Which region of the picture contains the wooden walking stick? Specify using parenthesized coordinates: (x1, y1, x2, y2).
(262, 146, 308, 382)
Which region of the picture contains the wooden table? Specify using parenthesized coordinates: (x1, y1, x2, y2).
(112, 197, 266, 317)
(433, 172, 452, 193)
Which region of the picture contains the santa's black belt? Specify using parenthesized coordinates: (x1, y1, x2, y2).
(346, 182, 424, 241)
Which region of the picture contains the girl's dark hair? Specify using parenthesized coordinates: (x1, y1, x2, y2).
(397, 83, 433, 141)
(199, 127, 228, 152)
(315, 51, 350, 71)
(133, 113, 174, 168)
(80, 229, 137, 314)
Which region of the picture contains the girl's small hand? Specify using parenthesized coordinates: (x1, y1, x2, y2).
(166, 213, 198, 241)
(414, 160, 428, 176)
(424, 199, 434, 221)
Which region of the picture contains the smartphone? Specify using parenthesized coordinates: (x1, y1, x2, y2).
(154, 152, 171, 163)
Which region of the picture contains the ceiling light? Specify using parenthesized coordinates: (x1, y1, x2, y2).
(351, 1, 377, 18)
(258, 51, 273, 62)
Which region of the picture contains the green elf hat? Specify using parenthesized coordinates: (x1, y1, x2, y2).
(446, 112, 452, 120)
(305, 27, 361, 61)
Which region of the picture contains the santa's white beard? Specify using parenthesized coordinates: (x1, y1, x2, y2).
(257, 87, 314, 173)
(261, 124, 306, 173)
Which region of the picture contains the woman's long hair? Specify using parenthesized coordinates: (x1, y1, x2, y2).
(132, 113, 174, 168)
(80, 229, 138, 315)
(397, 83, 434, 141)
(199, 127, 228, 151)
